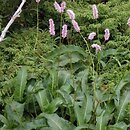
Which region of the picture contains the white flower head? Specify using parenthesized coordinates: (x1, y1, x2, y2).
(91, 44, 101, 53)
(88, 32, 96, 40)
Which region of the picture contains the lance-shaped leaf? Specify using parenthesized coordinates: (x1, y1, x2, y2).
(74, 101, 84, 125)
(35, 89, 51, 112)
(74, 124, 95, 130)
(74, 95, 93, 125)
(83, 95, 93, 123)
(48, 45, 86, 59)
(38, 113, 75, 130)
(96, 110, 113, 130)
(5, 101, 24, 125)
(45, 98, 63, 113)
(13, 118, 47, 130)
(0, 114, 8, 126)
(115, 73, 130, 105)
(57, 90, 73, 107)
(116, 91, 130, 122)
(108, 122, 129, 130)
(76, 69, 89, 94)
(13, 67, 27, 101)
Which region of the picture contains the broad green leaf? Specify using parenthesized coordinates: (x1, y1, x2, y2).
(58, 70, 74, 94)
(35, 89, 51, 112)
(13, 67, 27, 101)
(74, 102, 84, 125)
(13, 118, 47, 130)
(115, 73, 130, 104)
(27, 78, 36, 93)
(58, 70, 71, 86)
(112, 57, 121, 67)
(100, 60, 106, 68)
(45, 98, 63, 113)
(5, 101, 24, 125)
(82, 95, 93, 123)
(49, 68, 58, 92)
(48, 45, 86, 59)
(39, 127, 53, 130)
(96, 110, 112, 130)
(74, 124, 95, 130)
(57, 90, 73, 107)
(38, 113, 75, 130)
(0, 114, 8, 125)
(101, 49, 117, 58)
(58, 52, 84, 66)
(77, 69, 89, 94)
(108, 122, 128, 130)
(74, 95, 93, 125)
(116, 91, 130, 122)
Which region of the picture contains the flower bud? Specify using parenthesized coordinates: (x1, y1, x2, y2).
(92, 4, 98, 19)
(72, 20, 80, 32)
(49, 19, 55, 36)
(67, 9, 75, 20)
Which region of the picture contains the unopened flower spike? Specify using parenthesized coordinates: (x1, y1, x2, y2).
(67, 9, 75, 20)
(88, 32, 96, 40)
(49, 19, 55, 36)
(72, 20, 80, 32)
(91, 44, 101, 53)
(36, 0, 40, 3)
(104, 28, 110, 41)
(127, 18, 130, 26)
(92, 4, 98, 19)
(54, 1, 62, 13)
(61, 1, 66, 13)
(62, 24, 67, 38)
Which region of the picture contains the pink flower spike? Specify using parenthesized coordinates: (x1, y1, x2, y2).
(127, 18, 130, 26)
(72, 20, 80, 32)
(49, 19, 55, 36)
(88, 32, 96, 40)
(67, 9, 75, 20)
(91, 44, 101, 53)
(54, 1, 61, 13)
(104, 28, 110, 41)
(62, 24, 67, 38)
(92, 4, 98, 19)
(61, 1, 66, 13)
(36, 0, 40, 3)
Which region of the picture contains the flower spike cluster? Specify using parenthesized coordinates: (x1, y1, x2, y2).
(49, 1, 81, 37)
(66, 9, 80, 32)
(54, 1, 66, 13)
(50, 1, 112, 49)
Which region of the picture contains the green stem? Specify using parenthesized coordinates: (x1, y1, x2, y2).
(80, 32, 97, 114)
(34, 3, 39, 50)
(96, 20, 99, 41)
(59, 13, 63, 46)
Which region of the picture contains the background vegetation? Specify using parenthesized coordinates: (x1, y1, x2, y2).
(0, 0, 130, 130)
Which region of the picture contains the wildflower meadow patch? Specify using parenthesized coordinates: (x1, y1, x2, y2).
(0, 0, 130, 130)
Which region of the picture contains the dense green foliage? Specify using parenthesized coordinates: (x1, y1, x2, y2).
(0, 0, 130, 130)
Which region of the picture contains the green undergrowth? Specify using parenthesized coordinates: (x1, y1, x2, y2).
(0, 0, 130, 130)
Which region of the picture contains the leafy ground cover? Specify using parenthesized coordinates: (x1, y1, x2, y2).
(0, 0, 130, 130)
